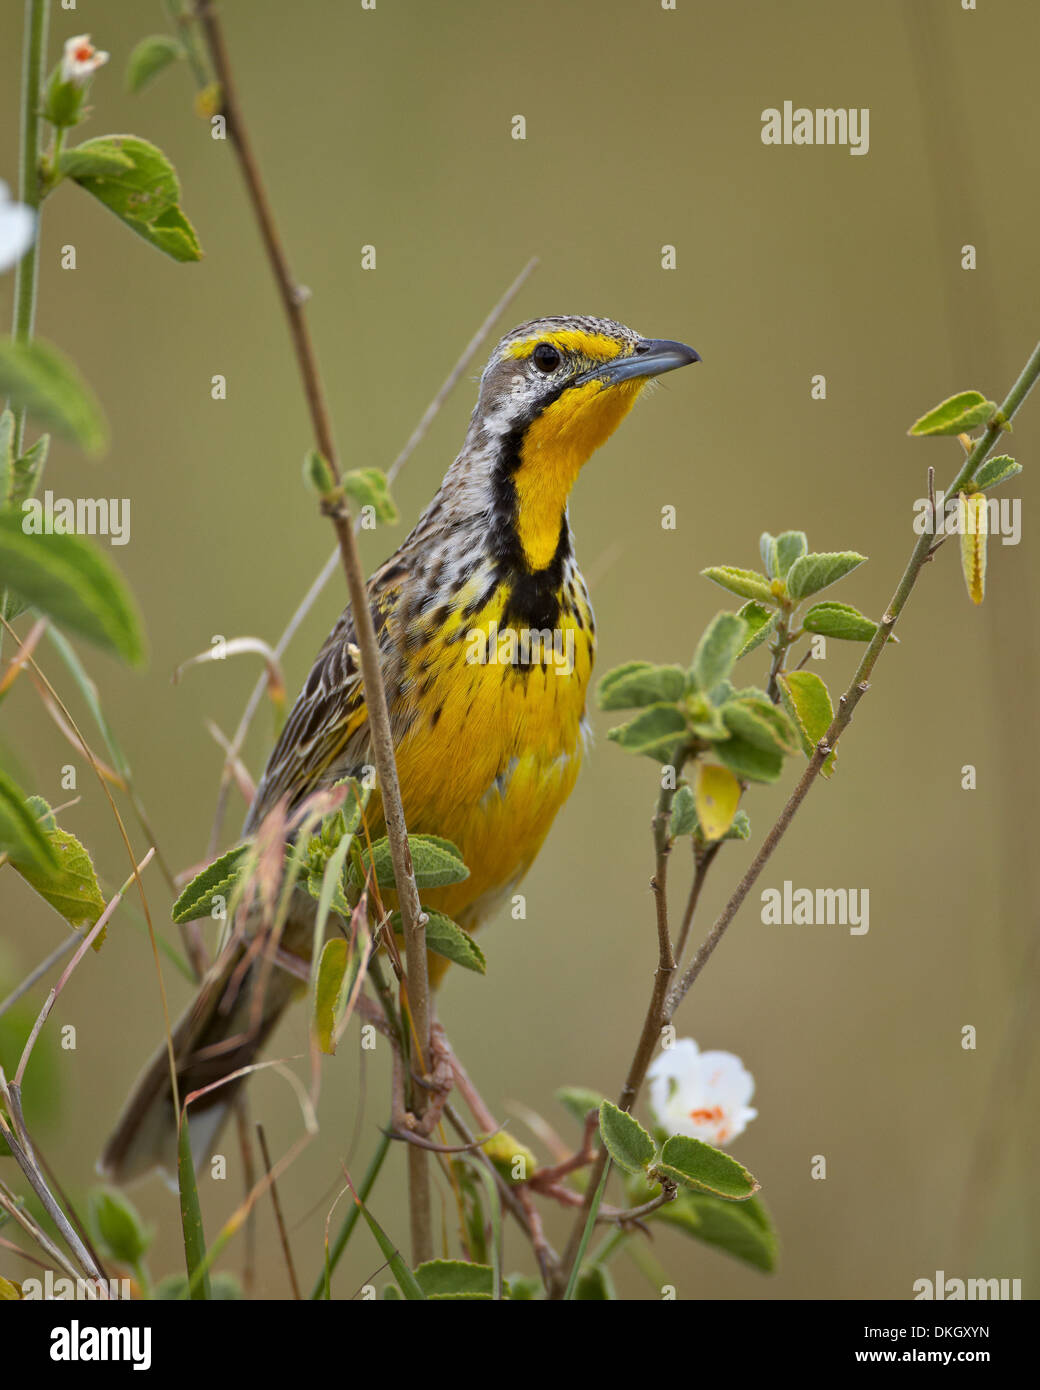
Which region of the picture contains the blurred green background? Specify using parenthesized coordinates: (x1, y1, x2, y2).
(1, 0, 1037, 1299)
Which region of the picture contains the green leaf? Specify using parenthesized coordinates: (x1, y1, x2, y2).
(597, 660, 686, 711)
(0, 513, 145, 665)
(669, 784, 697, 837)
(422, 910, 486, 974)
(125, 35, 185, 94)
(414, 1260, 494, 1300)
(12, 797, 106, 937)
(723, 808, 751, 841)
(606, 703, 687, 761)
(177, 1118, 211, 1300)
(8, 434, 49, 512)
(655, 1135, 759, 1200)
(573, 1264, 616, 1300)
(505, 1273, 542, 1300)
(701, 565, 775, 605)
(713, 734, 784, 784)
(777, 671, 837, 778)
(784, 550, 866, 600)
(648, 1185, 778, 1272)
(974, 454, 1021, 490)
(734, 601, 776, 659)
(0, 770, 58, 872)
(598, 1101, 656, 1176)
(802, 601, 880, 642)
(720, 696, 799, 755)
(360, 834, 468, 892)
(556, 1085, 606, 1129)
(66, 135, 203, 263)
(58, 145, 135, 180)
(690, 612, 748, 692)
(341, 468, 399, 525)
(758, 532, 776, 578)
(313, 938, 349, 1055)
(0, 338, 106, 453)
(0, 409, 13, 508)
(909, 390, 997, 437)
(171, 846, 248, 924)
(88, 1188, 152, 1264)
(773, 530, 808, 579)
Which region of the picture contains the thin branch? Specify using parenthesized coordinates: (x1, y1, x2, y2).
(204, 256, 537, 855)
(666, 338, 1040, 1020)
(193, 0, 433, 1261)
(256, 1122, 301, 1299)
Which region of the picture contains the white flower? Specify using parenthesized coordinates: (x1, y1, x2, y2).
(60, 35, 109, 86)
(648, 1037, 757, 1147)
(0, 181, 36, 274)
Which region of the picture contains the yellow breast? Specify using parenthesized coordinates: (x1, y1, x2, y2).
(365, 575, 595, 937)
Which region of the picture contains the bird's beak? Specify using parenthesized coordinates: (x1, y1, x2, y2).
(573, 338, 701, 388)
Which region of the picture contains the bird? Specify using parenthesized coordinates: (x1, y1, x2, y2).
(99, 315, 699, 1183)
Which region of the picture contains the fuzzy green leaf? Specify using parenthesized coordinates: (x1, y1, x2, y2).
(313, 938, 349, 1055)
(630, 1176, 777, 1272)
(734, 601, 776, 660)
(690, 612, 748, 693)
(974, 454, 1021, 490)
(655, 1135, 759, 1200)
(0, 514, 145, 664)
(341, 468, 399, 524)
(66, 135, 202, 263)
(58, 145, 135, 180)
(0, 770, 58, 873)
(7, 434, 49, 514)
(573, 1264, 616, 1300)
(606, 703, 687, 761)
(778, 671, 837, 778)
(13, 797, 106, 938)
(758, 533, 776, 578)
(125, 35, 185, 94)
(556, 1085, 606, 1129)
(720, 696, 799, 755)
(414, 1260, 495, 1300)
(773, 530, 808, 580)
(0, 338, 106, 453)
(701, 565, 775, 605)
(391, 908, 485, 974)
(598, 1101, 656, 1176)
(713, 734, 785, 784)
(669, 784, 697, 838)
(360, 835, 468, 891)
(171, 846, 248, 924)
(909, 390, 997, 437)
(88, 1188, 152, 1264)
(802, 601, 880, 642)
(597, 661, 686, 711)
(784, 550, 866, 600)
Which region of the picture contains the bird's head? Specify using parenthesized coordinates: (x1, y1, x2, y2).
(470, 315, 699, 570)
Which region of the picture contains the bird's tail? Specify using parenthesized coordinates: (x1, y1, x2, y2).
(98, 938, 303, 1186)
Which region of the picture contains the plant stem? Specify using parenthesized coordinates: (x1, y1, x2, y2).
(192, 0, 433, 1262)
(666, 337, 1040, 1020)
(12, 0, 48, 454)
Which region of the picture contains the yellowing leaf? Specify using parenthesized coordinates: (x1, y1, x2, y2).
(958, 491, 987, 605)
(694, 763, 741, 841)
(778, 671, 837, 778)
(313, 937, 348, 1055)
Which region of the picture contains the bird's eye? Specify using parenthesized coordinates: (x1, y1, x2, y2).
(532, 342, 562, 373)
